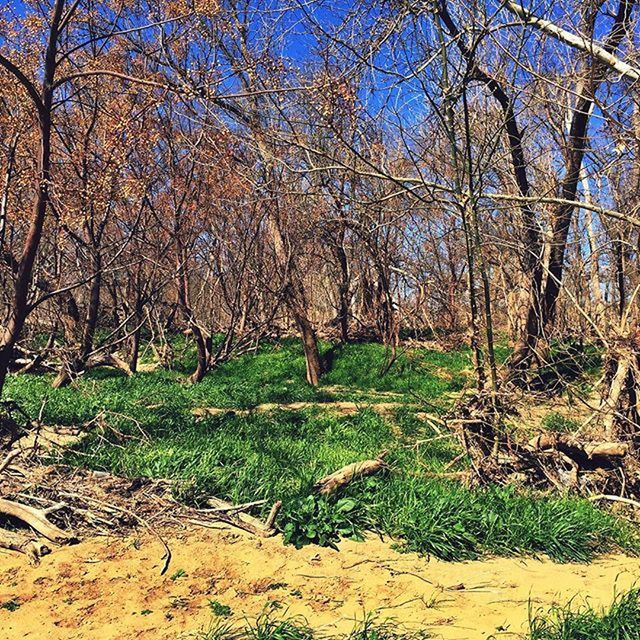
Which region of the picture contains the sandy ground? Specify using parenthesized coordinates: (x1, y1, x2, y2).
(1, 528, 639, 640)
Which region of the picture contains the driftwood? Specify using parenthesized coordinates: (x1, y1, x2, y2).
(204, 496, 280, 537)
(0, 498, 75, 543)
(314, 451, 388, 496)
(0, 528, 51, 565)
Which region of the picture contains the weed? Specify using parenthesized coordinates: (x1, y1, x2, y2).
(193, 612, 432, 640)
(0, 600, 20, 612)
(247, 610, 315, 640)
(282, 495, 363, 549)
(527, 588, 640, 639)
(347, 614, 432, 640)
(171, 568, 187, 581)
(209, 600, 233, 617)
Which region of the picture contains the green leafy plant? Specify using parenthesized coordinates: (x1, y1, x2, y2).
(282, 495, 363, 550)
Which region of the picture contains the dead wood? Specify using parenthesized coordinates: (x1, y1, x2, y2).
(0, 528, 51, 565)
(204, 496, 278, 537)
(264, 500, 282, 529)
(314, 451, 388, 496)
(528, 434, 628, 461)
(589, 494, 640, 511)
(0, 449, 20, 474)
(0, 498, 75, 543)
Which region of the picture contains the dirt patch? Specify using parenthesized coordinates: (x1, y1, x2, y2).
(1, 528, 639, 640)
(192, 402, 413, 418)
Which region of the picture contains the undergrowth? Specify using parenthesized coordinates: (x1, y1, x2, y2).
(4, 339, 637, 562)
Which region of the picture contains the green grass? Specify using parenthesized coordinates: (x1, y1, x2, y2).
(527, 588, 640, 639)
(542, 413, 581, 434)
(4, 339, 639, 562)
(160, 590, 640, 640)
(179, 592, 640, 640)
(58, 406, 637, 562)
(192, 611, 432, 640)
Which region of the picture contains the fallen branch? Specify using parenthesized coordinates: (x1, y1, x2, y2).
(0, 449, 21, 474)
(589, 494, 640, 510)
(198, 498, 267, 514)
(56, 490, 171, 575)
(205, 496, 278, 537)
(314, 451, 389, 496)
(528, 434, 628, 460)
(264, 500, 282, 530)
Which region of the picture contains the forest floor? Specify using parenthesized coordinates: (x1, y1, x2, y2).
(1, 338, 640, 638)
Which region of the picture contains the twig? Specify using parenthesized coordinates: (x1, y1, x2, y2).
(0, 449, 20, 474)
(197, 499, 267, 514)
(56, 490, 172, 575)
(264, 500, 282, 529)
(589, 494, 640, 510)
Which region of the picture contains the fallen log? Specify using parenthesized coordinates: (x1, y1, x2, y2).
(314, 451, 388, 496)
(0, 528, 51, 565)
(527, 434, 628, 459)
(0, 498, 75, 543)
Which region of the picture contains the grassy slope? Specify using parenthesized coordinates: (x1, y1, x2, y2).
(5, 339, 638, 561)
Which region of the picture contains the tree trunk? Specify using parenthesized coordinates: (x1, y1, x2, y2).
(0, 102, 53, 395)
(295, 311, 322, 386)
(335, 242, 350, 343)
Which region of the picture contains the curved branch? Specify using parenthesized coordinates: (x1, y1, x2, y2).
(0, 53, 43, 115)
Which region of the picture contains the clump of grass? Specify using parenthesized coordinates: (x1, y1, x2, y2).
(347, 614, 432, 640)
(370, 478, 637, 562)
(0, 599, 20, 612)
(248, 611, 315, 640)
(528, 588, 640, 639)
(208, 600, 233, 617)
(194, 611, 432, 640)
(542, 413, 580, 434)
